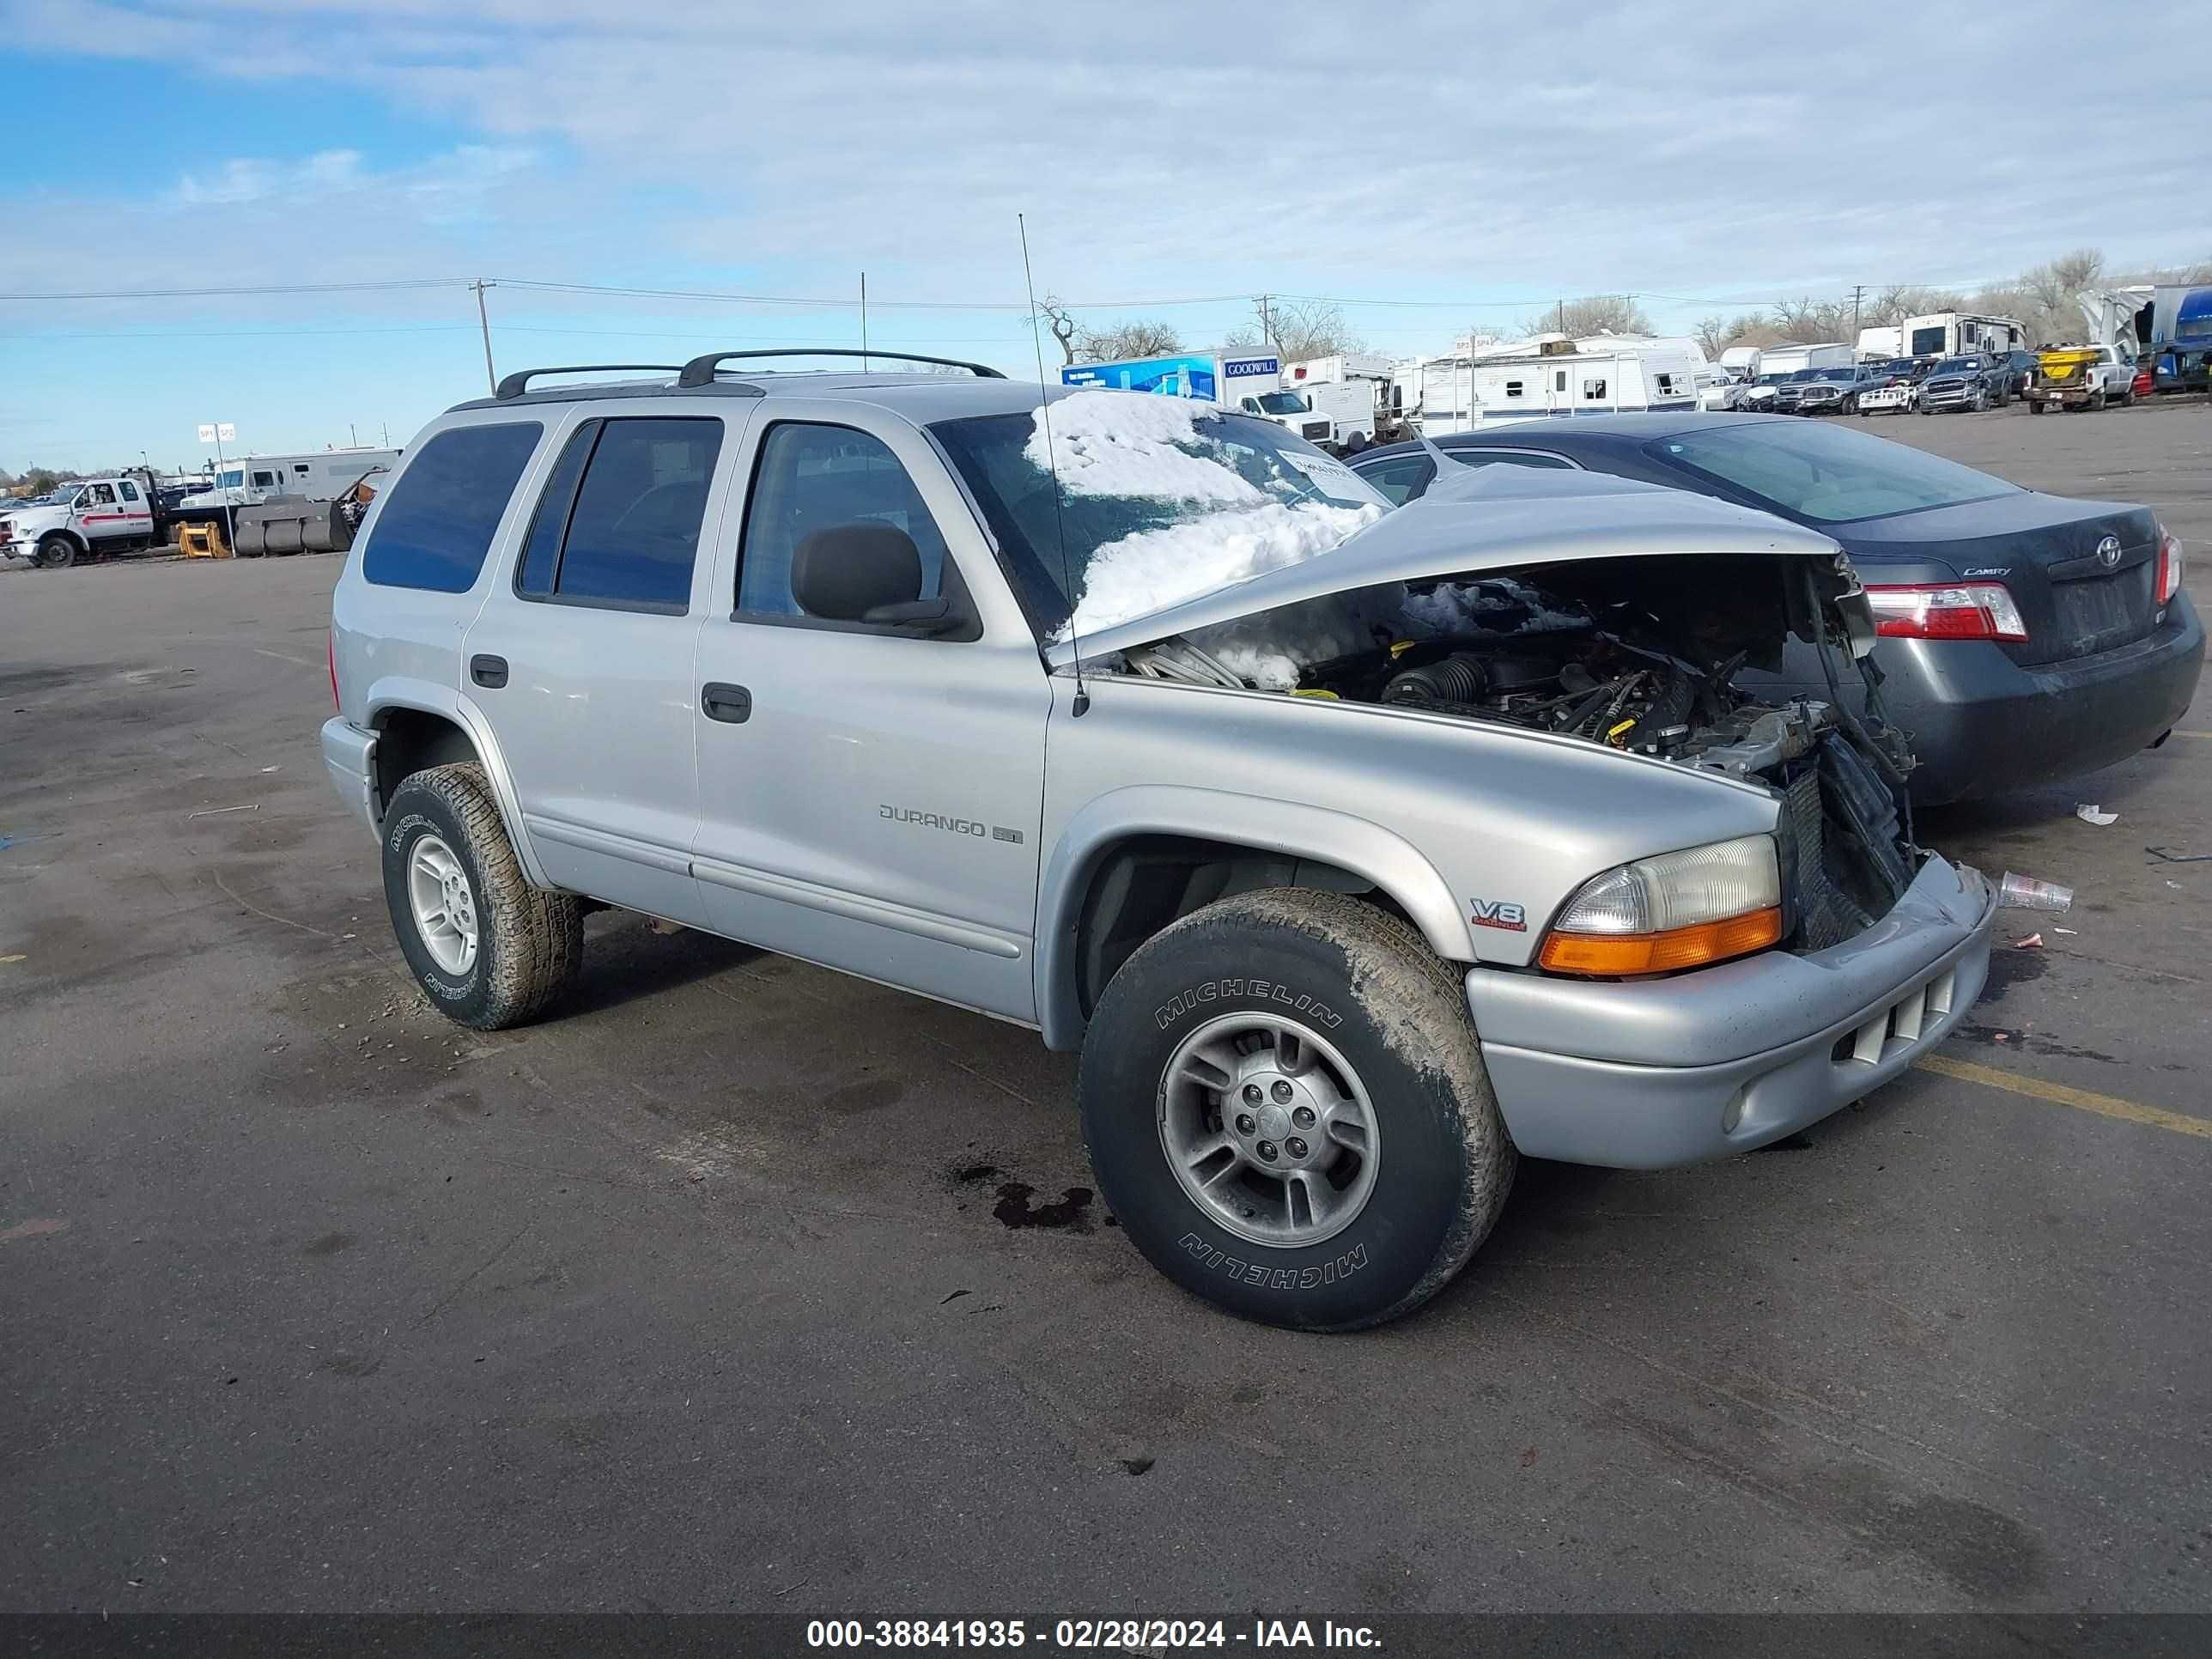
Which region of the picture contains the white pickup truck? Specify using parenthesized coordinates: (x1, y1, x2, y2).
(0, 476, 157, 568)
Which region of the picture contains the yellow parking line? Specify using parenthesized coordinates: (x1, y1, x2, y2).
(2170, 729, 2209, 739)
(1915, 1054, 2212, 1139)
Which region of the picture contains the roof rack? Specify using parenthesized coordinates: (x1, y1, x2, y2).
(674, 349, 1006, 388)
(495, 364, 682, 401)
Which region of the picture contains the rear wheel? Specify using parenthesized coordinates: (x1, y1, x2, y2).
(381, 762, 583, 1030)
(2090, 387, 2107, 412)
(1079, 889, 1515, 1331)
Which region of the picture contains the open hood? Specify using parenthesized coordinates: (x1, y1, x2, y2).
(1048, 464, 1868, 669)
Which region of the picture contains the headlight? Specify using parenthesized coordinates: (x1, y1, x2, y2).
(1538, 834, 1783, 975)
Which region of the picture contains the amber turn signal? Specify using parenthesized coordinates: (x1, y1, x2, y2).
(1537, 907, 1784, 976)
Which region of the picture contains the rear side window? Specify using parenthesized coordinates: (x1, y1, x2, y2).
(1353, 454, 1435, 506)
(119, 481, 141, 501)
(514, 417, 722, 611)
(363, 422, 544, 592)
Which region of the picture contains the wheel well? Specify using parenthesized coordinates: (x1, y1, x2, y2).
(372, 707, 480, 812)
(1073, 835, 1398, 1019)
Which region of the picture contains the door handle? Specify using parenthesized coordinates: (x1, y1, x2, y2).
(702, 682, 752, 724)
(470, 653, 508, 690)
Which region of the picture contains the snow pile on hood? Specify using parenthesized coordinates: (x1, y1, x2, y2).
(1029, 391, 1263, 507)
(1062, 501, 1380, 642)
(1035, 392, 1385, 640)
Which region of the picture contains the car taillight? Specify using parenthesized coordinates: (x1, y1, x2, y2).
(2156, 527, 2184, 605)
(1864, 582, 2028, 642)
(328, 629, 341, 711)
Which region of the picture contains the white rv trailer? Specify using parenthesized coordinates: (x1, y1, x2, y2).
(1409, 333, 1705, 433)
(1899, 313, 2027, 359)
(180, 447, 402, 510)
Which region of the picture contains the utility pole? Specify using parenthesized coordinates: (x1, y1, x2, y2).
(1851, 283, 1867, 347)
(1556, 298, 1565, 334)
(471, 279, 497, 395)
(860, 271, 869, 369)
(1257, 294, 1273, 349)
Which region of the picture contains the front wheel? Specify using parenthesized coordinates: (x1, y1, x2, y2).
(34, 535, 77, 569)
(1080, 889, 1516, 1331)
(381, 762, 583, 1030)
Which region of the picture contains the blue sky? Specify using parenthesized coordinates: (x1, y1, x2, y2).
(3, 0, 2206, 471)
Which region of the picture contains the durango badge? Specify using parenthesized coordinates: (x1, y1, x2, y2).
(1469, 898, 1528, 932)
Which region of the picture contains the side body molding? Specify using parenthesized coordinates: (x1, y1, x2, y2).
(1033, 784, 1470, 1051)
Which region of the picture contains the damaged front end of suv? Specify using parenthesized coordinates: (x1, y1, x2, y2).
(1088, 465, 1930, 968)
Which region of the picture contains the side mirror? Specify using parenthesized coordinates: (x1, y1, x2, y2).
(791, 521, 960, 634)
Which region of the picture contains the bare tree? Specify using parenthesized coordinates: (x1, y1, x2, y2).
(1225, 297, 1364, 361)
(1697, 311, 1784, 355)
(1522, 294, 1653, 338)
(1030, 294, 1080, 366)
(1767, 295, 1862, 343)
(1076, 318, 1183, 362)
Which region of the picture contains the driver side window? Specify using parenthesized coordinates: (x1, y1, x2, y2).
(514, 416, 724, 612)
(736, 422, 951, 620)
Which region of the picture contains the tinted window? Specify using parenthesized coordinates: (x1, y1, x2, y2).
(1354, 453, 1435, 506)
(119, 481, 140, 501)
(514, 423, 597, 598)
(252, 471, 277, 488)
(1449, 450, 1575, 471)
(362, 422, 544, 592)
(1652, 421, 2018, 525)
(550, 418, 722, 610)
(738, 424, 951, 618)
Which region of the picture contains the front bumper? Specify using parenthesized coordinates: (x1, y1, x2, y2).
(320, 717, 380, 830)
(1919, 383, 1984, 410)
(1465, 856, 1996, 1169)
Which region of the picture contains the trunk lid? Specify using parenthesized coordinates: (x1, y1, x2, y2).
(1836, 491, 2161, 666)
(1048, 467, 1867, 669)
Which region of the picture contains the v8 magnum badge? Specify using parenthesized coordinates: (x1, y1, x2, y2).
(1469, 897, 1527, 932)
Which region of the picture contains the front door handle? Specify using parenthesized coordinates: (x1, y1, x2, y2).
(702, 682, 752, 724)
(470, 653, 508, 689)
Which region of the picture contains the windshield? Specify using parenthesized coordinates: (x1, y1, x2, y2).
(1788, 369, 1823, 382)
(1934, 357, 1982, 374)
(1248, 392, 1310, 415)
(216, 468, 244, 488)
(1754, 371, 1795, 385)
(931, 392, 1388, 641)
(1651, 420, 2017, 525)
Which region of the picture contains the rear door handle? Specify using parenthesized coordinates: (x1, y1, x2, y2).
(702, 682, 752, 724)
(470, 654, 508, 690)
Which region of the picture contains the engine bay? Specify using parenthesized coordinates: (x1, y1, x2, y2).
(1113, 556, 1923, 950)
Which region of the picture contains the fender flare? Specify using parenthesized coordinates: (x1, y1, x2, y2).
(364, 674, 550, 888)
(1034, 785, 1471, 1051)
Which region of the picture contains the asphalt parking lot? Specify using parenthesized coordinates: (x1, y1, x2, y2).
(4, 398, 2209, 1620)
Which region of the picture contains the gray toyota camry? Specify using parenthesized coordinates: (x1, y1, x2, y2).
(1349, 414, 2203, 804)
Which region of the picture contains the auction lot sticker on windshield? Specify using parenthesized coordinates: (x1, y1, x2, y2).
(1280, 451, 1365, 495)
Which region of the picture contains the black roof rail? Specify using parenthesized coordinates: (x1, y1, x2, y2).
(495, 364, 682, 401)
(675, 349, 1006, 388)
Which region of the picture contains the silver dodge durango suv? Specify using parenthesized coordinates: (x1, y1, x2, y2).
(323, 349, 1997, 1330)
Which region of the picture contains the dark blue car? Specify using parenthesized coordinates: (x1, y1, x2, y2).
(1348, 414, 2202, 804)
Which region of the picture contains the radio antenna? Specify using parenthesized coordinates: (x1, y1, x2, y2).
(1018, 212, 1087, 716)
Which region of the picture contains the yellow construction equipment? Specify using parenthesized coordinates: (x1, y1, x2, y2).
(176, 520, 232, 559)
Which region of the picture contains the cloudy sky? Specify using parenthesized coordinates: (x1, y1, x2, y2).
(2, 0, 2203, 469)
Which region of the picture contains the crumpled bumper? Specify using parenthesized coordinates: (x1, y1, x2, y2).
(1464, 855, 1996, 1168)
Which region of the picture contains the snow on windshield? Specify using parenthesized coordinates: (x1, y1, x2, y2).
(1032, 392, 1383, 639)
